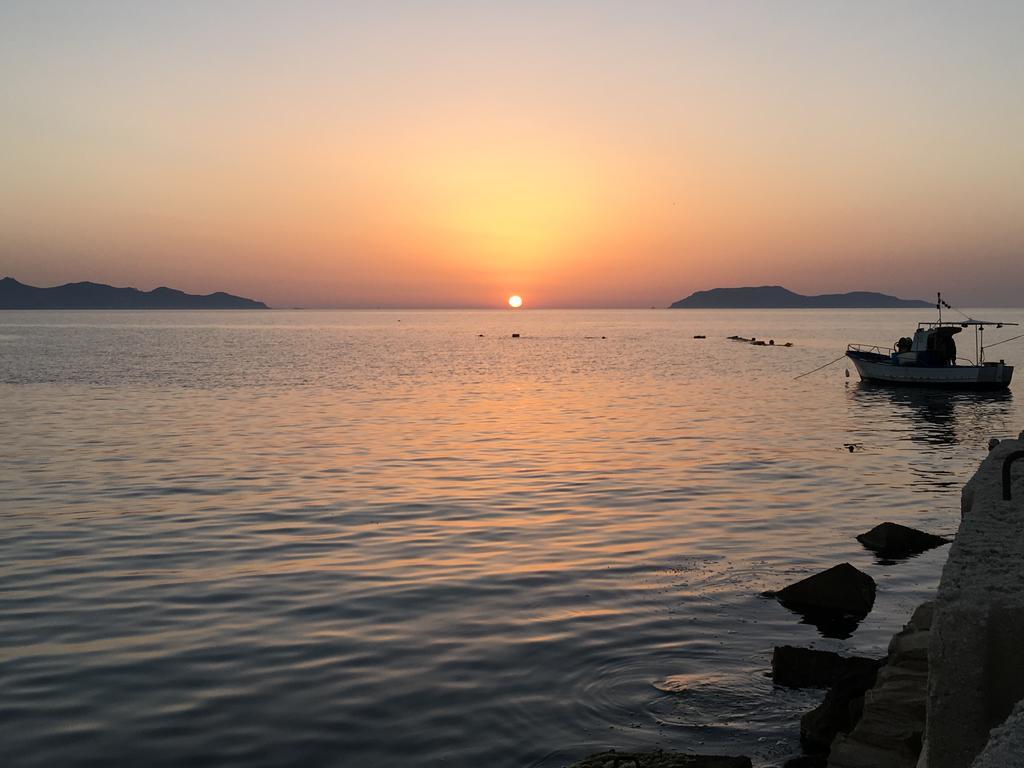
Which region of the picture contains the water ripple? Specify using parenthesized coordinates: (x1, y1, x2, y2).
(2, 309, 1022, 767)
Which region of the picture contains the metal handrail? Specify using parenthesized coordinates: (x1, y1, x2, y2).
(1003, 450, 1024, 501)
(847, 343, 890, 355)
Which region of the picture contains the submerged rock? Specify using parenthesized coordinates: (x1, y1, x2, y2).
(569, 752, 751, 768)
(652, 671, 733, 695)
(799, 661, 880, 752)
(771, 646, 883, 689)
(855, 522, 948, 558)
(781, 756, 826, 768)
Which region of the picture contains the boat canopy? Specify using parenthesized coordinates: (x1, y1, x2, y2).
(915, 317, 1020, 365)
(910, 326, 959, 365)
(918, 320, 1019, 328)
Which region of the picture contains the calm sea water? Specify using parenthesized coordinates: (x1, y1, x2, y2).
(2, 309, 1023, 767)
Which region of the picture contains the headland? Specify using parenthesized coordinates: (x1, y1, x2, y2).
(670, 286, 932, 309)
(0, 277, 268, 310)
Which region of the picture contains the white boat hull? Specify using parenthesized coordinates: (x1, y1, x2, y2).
(847, 354, 1013, 389)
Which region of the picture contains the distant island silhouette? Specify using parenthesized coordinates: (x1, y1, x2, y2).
(670, 285, 932, 309)
(0, 277, 268, 310)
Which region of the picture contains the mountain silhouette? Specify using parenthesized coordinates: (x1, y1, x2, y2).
(0, 277, 268, 309)
(670, 285, 931, 309)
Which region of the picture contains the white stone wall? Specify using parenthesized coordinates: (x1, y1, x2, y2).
(923, 437, 1024, 768)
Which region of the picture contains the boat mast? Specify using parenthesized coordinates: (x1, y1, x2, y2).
(937, 292, 942, 325)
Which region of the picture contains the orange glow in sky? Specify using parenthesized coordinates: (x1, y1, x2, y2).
(1, 3, 1022, 307)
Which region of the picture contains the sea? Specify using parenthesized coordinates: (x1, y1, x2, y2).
(2, 308, 1023, 768)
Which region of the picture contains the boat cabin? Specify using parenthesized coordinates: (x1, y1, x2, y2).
(894, 326, 960, 367)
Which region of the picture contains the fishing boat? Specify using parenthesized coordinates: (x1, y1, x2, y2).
(846, 294, 1019, 389)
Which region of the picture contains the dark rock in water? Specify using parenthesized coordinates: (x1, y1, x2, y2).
(569, 752, 751, 768)
(800, 662, 880, 752)
(856, 522, 949, 558)
(775, 563, 875, 617)
(772, 563, 877, 638)
(782, 756, 827, 768)
(771, 646, 884, 689)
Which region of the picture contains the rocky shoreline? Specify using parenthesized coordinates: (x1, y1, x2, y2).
(568, 433, 1024, 768)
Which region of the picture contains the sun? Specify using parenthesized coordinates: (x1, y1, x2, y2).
(508, 295, 523, 308)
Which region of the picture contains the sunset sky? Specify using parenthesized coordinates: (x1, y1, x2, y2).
(2, 2, 1022, 307)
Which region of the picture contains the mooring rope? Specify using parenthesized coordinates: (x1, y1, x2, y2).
(794, 354, 847, 380)
(983, 333, 1024, 351)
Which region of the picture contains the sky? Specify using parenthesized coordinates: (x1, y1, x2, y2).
(1, 1, 1022, 308)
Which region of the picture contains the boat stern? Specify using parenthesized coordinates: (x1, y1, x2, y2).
(983, 361, 1013, 388)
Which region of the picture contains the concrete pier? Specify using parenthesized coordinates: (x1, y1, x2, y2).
(922, 436, 1024, 768)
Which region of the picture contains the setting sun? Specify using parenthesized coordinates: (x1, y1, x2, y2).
(507, 295, 523, 308)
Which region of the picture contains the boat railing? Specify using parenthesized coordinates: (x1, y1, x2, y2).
(847, 343, 890, 356)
